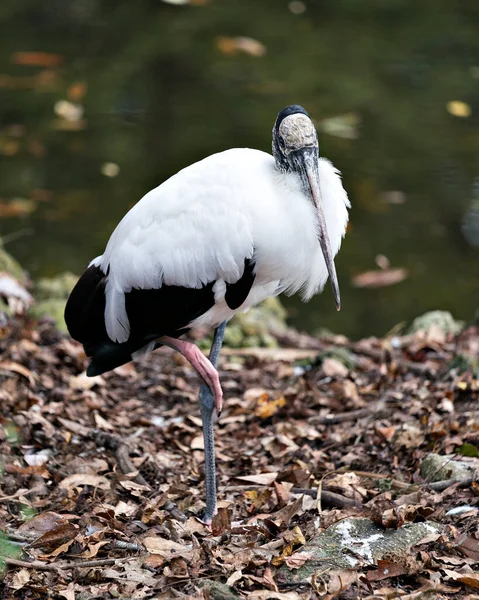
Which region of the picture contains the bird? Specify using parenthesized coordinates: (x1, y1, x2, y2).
(64, 104, 350, 524)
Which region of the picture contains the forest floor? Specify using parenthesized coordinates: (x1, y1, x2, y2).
(0, 314, 478, 599)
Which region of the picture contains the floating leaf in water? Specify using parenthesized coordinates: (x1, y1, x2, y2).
(11, 52, 63, 67)
(352, 268, 408, 288)
(67, 81, 88, 101)
(101, 162, 120, 177)
(447, 100, 471, 118)
(289, 1, 307, 14)
(54, 100, 84, 122)
(216, 36, 266, 57)
(0, 198, 36, 217)
(318, 112, 361, 139)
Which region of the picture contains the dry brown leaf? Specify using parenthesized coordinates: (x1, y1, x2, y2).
(226, 569, 243, 586)
(444, 569, 479, 589)
(456, 536, 479, 561)
(236, 473, 278, 485)
(255, 393, 286, 419)
(80, 540, 110, 558)
(366, 559, 408, 581)
(59, 474, 110, 490)
(322, 358, 348, 378)
(143, 536, 187, 555)
(11, 569, 30, 591)
(284, 551, 314, 569)
(211, 506, 231, 536)
(0, 360, 35, 385)
(31, 523, 78, 550)
(18, 511, 76, 536)
(69, 372, 104, 390)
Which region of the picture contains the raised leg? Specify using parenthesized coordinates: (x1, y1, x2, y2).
(158, 335, 223, 414)
(199, 322, 226, 524)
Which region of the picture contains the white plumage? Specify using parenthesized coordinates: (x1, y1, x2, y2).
(92, 148, 350, 344)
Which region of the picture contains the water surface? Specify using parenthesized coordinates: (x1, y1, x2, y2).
(1, 0, 478, 338)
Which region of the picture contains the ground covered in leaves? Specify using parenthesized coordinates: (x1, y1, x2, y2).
(0, 315, 478, 599)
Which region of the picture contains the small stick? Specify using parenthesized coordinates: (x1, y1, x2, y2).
(0, 485, 47, 502)
(425, 476, 476, 492)
(110, 540, 144, 552)
(0, 556, 121, 571)
(92, 431, 151, 488)
(222, 485, 359, 508)
(342, 470, 411, 490)
(311, 401, 386, 425)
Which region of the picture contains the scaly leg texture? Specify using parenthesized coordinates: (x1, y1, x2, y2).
(199, 322, 226, 524)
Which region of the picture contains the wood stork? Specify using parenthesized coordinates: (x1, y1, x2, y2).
(64, 105, 350, 523)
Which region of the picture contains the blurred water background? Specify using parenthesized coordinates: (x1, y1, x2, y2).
(0, 0, 478, 339)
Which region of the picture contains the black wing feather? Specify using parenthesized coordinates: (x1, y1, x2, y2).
(65, 255, 256, 376)
(64, 265, 215, 375)
(224, 257, 256, 310)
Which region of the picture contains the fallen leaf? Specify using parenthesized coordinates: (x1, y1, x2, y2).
(366, 559, 408, 581)
(226, 569, 243, 586)
(322, 357, 348, 378)
(255, 393, 286, 419)
(0, 360, 35, 385)
(456, 536, 479, 561)
(59, 474, 110, 490)
(236, 473, 278, 485)
(18, 512, 75, 537)
(31, 523, 78, 550)
(69, 372, 104, 390)
(284, 551, 313, 569)
(211, 506, 231, 536)
(11, 568, 30, 590)
(143, 536, 187, 555)
(444, 569, 479, 589)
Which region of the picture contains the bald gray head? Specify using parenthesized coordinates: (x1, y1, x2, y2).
(271, 105, 341, 311)
(272, 105, 318, 169)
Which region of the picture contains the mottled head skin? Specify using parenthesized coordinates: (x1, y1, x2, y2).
(272, 105, 319, 172)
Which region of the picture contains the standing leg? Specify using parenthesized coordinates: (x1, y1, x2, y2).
(199, 321, 226, 524)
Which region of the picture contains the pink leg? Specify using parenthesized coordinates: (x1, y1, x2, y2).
(159, 337, 223, 414)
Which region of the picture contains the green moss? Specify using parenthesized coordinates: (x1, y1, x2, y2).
(30, 272, 78, 331)
(408, 310, 463, 335)
(0, 238, 25, 283)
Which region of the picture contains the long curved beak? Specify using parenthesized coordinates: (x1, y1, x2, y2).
(295, 147, 341, 310)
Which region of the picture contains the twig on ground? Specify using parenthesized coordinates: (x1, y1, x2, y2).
(0, 485, 48, 502)
(311, 400, 386, 425)
(110, 540, 144, 552)
(342, 470, 412, 490)
(0, 556, 122, 571)
(425, 476, 476, 492)
(91, 430, 151, 488)
(3, 528, 145, 552)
